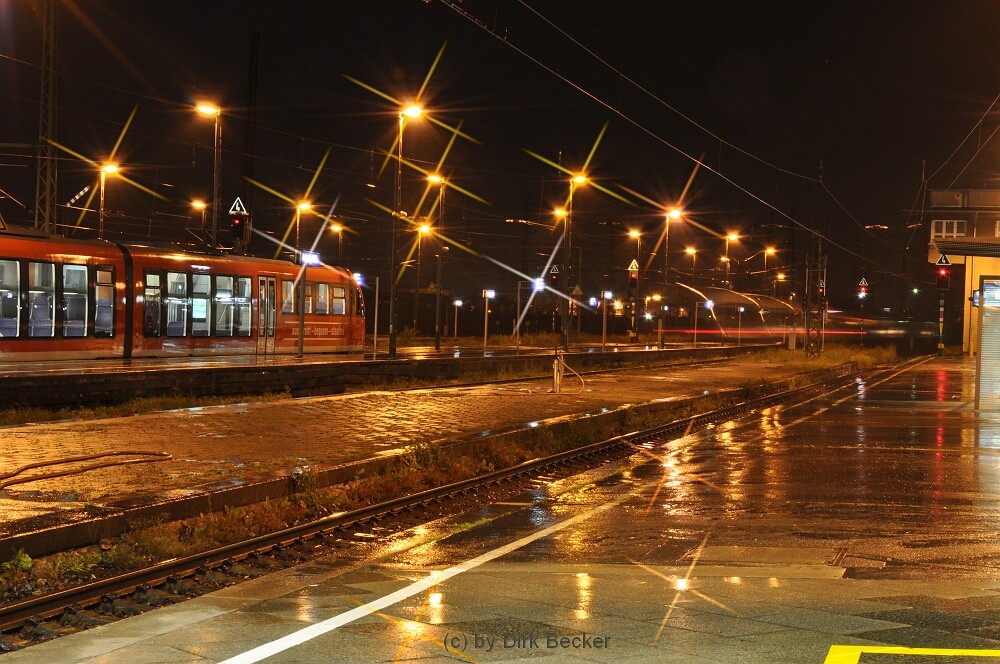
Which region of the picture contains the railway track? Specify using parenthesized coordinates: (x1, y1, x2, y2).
(0, 359, 914, 654)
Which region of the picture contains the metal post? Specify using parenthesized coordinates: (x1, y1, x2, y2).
(296, 207, 305, 358)
(210, 112, 221, 249)
(483, 291, 490, 350)
(659, 215, 670, 349)
(389, 113, 403, 359)
(98, 169, 107, 240)
(434, 251, 443, 351)
(515, 280, 522, 348)
(693, 301, 699, 346)
(372, 276, 380, 359)
(601, 291, 609, 352)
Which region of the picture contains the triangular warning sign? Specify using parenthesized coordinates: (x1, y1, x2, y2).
(571, 284, 583, 296)
(0, 215, 7, 232)
(859, 277, 868, 286)
(936, 254, 951, 266)
(627, 259, 639, 271)
(549, 265, 560, 274)
(229, 197, 248, 215)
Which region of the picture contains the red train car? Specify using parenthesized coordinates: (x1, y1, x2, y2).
(0, 227, 365, 361)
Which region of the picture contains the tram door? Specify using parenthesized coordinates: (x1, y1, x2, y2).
(257, 276, 276, 355)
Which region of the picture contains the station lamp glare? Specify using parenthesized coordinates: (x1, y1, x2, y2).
(353, 273, 364, 286)
(533, 278, 545, 292)
(589, 297, 598, 307)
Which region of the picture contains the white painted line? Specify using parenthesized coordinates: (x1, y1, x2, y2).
(219, 490, 632, 664)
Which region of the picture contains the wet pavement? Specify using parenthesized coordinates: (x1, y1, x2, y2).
(0, 356, 809, 531)
(6, 357, 1000, 662)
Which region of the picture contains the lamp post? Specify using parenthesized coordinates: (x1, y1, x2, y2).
(762, 247, 775, 291)
(413, 222, 431, 330)
(738, 305, 744, 346)
(196, 103, 221, 249)
(192, 199, 207, 233)
(686, 247, 697, 281)
(295, 201, 311, 358)
(453, 299, 462, 339)
(389, 103, 422, 360)
(434, 246, 448, 350)
(329, 222, 343, 264)
(601, 290, 611, 352)
(98, 162, 118, 240)
(658, 207, 682, 348)
(556, 174, 587, 351)
(482, 289, 495, 350)
(724, 232, 739, 288)
(429, 174, 446, 351)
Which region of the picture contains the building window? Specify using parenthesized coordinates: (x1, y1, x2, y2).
(931, 219, 966, 239)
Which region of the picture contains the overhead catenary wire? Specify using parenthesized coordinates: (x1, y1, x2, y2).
(435, 0, 905, 277)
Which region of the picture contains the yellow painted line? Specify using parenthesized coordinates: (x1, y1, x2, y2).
(825, 644, 1000, 663)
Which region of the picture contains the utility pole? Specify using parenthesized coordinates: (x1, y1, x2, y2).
(804, 235, 826, 357)
(34, 0, 57, 235)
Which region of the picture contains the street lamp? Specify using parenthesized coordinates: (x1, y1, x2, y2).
(434, 247, 448, 350)
(557, 174, 587, 351)
(737, 305, 744, 346)
(453, 299, 462, 339)
(390, 103, 423, 359)
(329, 222, 343, 264)
(414, 222, 431, 330)
(762, 247, 776, 289)
(195, 103, 221, 249)
(98, 162, 118, 240)
(429, 174, 447, 351)
(658, 207, 682, 348)
(482, 289, 495, 350)
(724, 232, 739, 288)
(192, 199, 207, 232)
(295, 200, 311, 358)
(685, 246, 697, 281)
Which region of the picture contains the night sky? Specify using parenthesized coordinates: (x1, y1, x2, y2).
(2, 0, 1000, 319)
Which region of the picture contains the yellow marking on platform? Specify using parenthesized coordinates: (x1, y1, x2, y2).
(824, 644, 1000, 663)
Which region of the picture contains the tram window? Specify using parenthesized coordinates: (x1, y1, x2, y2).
(215, 275, 234, 336)
(235, 277, 252, 337)
(95, 268, 114, 337)
(166, 271, 188, 337)
(28, 262, 55, 338)
(0, 259, 19, 338)
(331, 286, 346, 315)
(62, 264, 88, 337)
(192, 273, 210, 337)
(143, 272, 162, 337)
(315, 283, 330, 315)
(355, 284, 365, 318)
(305, 283, 314, 314)
(281, 280, 295, 314)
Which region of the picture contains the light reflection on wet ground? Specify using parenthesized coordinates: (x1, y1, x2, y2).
(12, 357, 1000, 663)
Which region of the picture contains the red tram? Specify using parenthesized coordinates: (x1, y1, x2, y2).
(0, 228, 365, 361)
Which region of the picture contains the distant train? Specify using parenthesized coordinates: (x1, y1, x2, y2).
(659, 284, 937, 354)
(0, 227, 365, 361)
